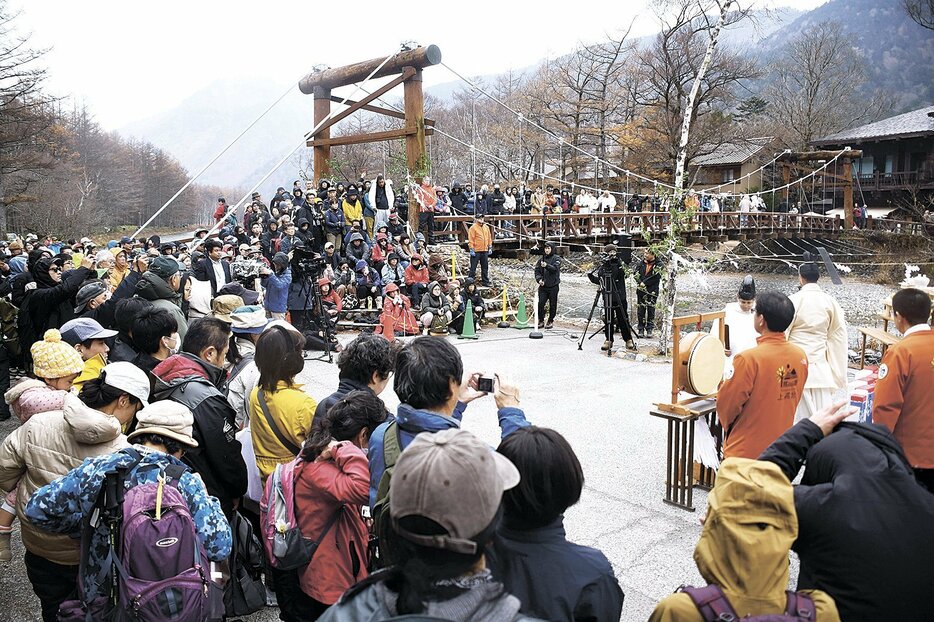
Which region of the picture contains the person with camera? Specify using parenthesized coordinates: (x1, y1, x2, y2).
(535, 241, 561, 330)
(587, 243, 636, 351)
(262, 253, 292, 321)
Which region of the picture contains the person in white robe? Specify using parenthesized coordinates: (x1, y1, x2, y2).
(787, 261, 848, 421)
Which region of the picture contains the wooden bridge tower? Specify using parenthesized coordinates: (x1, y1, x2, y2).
(299, 45, 441, 235)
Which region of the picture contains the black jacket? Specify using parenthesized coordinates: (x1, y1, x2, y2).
(152, 353, 248, 516)
(193, 257, 232, 297)
(535, 254, 561, 288)
(760, 421, 934, 622)
(80, 271, 141, 329)
(449, 189, 468, 213)
(488, 518, 624, 622)
(632, 258, 661, 294)
(18, 265, 91, 370)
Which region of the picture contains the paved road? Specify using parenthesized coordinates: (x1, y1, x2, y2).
(0, 325, 767, 621)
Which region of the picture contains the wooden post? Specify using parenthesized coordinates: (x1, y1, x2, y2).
(404, 68, 426, 237)
(313, 86, 331, 184)
(842, 157, 854, 229)
(781, 163, 791, 206)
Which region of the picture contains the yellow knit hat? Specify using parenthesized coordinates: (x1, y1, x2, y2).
(31, 329, 86, 380)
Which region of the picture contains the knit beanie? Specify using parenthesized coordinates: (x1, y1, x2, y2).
(31, 329, 85, 380)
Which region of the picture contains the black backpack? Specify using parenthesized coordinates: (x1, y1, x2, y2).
(223, 511, 266, 617)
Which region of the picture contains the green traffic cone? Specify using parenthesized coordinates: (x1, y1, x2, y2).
(458, 305, 479, 340)
(513, 293, 531, 329)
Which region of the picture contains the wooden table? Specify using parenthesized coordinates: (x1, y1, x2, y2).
(855, 326, 901, 369)
(649, 399, 722, 512)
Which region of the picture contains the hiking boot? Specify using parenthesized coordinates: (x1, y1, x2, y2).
(636, 327, 645, 339)
(544, 323, 554, 329)
(601, 340, 610, 351)
(626, 340, 638, 351)
(0, 533, 11, 563)
(646, 328, 654, 338)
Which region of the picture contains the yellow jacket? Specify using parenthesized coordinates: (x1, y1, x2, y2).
(72, 353, 106, 392)
(649, 458, 839, 621)
(342, 199, 363, 225)
(109, 264, 129, 290)
(249, 381, 316, 482)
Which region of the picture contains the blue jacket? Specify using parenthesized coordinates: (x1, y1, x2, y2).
(362, 193, 375, 218)
(487, 518, 624, 622)
(367, 402, 529, 508)
(325, 208, 346, 235)
(25, 446, 232, 600)
(263, 266, 292, 313)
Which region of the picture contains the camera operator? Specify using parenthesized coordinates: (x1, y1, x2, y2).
(587, 243, 637, 351)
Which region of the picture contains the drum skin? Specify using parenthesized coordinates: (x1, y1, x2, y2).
(679, 332, 726, 396)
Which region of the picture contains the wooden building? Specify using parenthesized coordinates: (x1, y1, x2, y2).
(689, 137, 774, 193)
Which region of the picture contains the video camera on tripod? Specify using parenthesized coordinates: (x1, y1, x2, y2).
(291, 244, 327, 279)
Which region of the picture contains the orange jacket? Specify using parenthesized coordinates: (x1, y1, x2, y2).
(873, 329, 934, 468)
(468, 223, 492, 253)
(717, 333, 809, 459)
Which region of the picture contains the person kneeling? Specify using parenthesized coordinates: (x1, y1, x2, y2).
(378, 284, 419, 337)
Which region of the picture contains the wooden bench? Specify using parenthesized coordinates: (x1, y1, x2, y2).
(856, 326, 901, 369)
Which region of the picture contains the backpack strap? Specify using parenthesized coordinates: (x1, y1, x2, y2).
(383, 421, 402, 469)
(228, 354, 254, 384)
(678, 584, 740, 622)
(784, 591, 816, 621)
(258, 389, 301, 455)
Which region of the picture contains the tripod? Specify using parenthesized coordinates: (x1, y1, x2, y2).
(578, 262, 635, 357)
(293, 271, 336, 364)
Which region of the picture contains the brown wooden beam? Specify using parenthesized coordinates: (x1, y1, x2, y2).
(404, 68, 427, 237)
(312, 86, 331, 184)
(327, 96, 435, 126)
(778, 150, 863, 161)
(299, 45, 442, 93)
(314, 69, 414, 135)
(307, 126, 433, 148)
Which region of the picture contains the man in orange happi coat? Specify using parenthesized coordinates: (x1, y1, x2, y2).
(717, 291, 809, 459)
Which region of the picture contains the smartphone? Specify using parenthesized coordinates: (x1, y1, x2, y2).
(477, 376, 494, 393)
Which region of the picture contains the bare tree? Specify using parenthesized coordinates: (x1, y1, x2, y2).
(766, 21, 890, 149)
(904, 0, 934, 29)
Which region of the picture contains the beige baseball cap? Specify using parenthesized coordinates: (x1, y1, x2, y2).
(390, 428, 520, 555)
(127, 400, 198, 448)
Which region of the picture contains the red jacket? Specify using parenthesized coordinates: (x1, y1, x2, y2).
(404, 264, 429, 285)
(294, 442, 370, 604)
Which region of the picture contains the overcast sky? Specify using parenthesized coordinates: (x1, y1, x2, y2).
(11, 0, 827, 131)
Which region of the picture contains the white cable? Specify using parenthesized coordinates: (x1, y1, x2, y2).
(131, 82, 297, 239)
(188, 45, 404, 252)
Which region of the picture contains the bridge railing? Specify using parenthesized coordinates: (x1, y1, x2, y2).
(433, 210, 925, 242)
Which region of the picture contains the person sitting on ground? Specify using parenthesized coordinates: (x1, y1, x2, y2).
(759, 401, 934, 622)
(320, 428, 541, 622)
(420, 281, 452, 335)
(448, 283, 466, 335)
(152, 317, 248, 516)
(59, 317, 118, 390)
(128, 307, 179, 373)
(316, 333, 394, 421)
(333, 259, 353, 299)
(380, 253, 405, 295)
(404, 253, 429, 303)
(0, 363, 148, 620)
(23, 401, 232, 607)
(226, 305, 268, 429)
(135, 255, 189, 342)
(648, 457, 840, 622)
(379, 283, 420, 337)
(355, 259, 383, 310)
(248, 325, 316, 484)
(427, 252, 450, 291)
(316, 276, 343, 323)
(369, 233, 393, 274)
(345, 231, 370, 266)
(489, 426, 624, 622)
(279, 391, 390, 621)
(0, 330, 85, 564)
(461, 278, 486, 332)
(717, 291, 808, 459)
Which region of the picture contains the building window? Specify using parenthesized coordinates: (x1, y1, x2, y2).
(720, 168, 735, 183)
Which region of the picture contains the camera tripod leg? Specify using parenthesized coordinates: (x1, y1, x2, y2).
(578, 291, 603, 350)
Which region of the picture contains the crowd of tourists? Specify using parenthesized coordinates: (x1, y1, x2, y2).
(0, 175, 929, 621)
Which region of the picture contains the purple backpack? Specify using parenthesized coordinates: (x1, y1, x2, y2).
(112, 464, 222, 621)
(680, 585, 815, 622)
